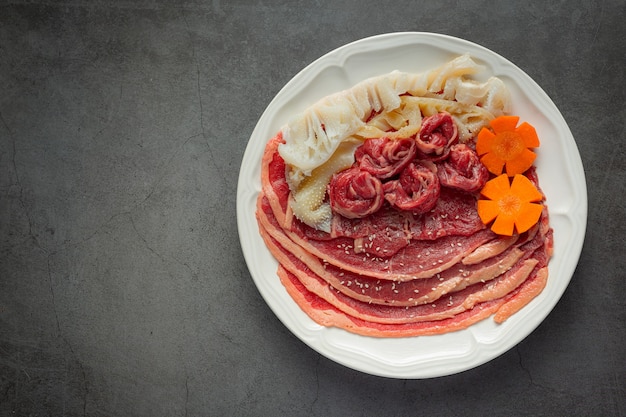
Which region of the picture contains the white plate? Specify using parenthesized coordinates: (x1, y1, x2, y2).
(236, 32, 587, 379)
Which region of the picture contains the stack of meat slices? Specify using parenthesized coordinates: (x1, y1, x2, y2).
(256, 133, 554, 338)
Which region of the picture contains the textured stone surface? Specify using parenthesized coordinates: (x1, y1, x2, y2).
(1, 1, 625, 416)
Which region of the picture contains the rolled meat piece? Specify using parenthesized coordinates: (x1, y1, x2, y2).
(416, 111, 458, 160)
(383, 161, 440, 213)
(329, 167, 384, 219)
(355, 137, 417, 179)
(437, 143, 489, 193)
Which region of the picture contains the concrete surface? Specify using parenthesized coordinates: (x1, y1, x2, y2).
(1, 1, 625, 416)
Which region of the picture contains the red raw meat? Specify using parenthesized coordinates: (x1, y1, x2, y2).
(437, 144, 489, 193)
(383, 161, 441, 213)
(329, 167, 384, 219)
(256, 111, 553, 337)
(355, 137, 417, 179)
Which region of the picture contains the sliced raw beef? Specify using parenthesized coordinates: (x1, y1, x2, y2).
(259, 193, 550, 308)
(415, 112, 458, 159)
(355, 137, 417, 179)
(260, 133, 290, 227)
(260, 220, 534, 316)
(436, 144, 489, 192)
(407, 188, 485, 240)
(273, 229, 553, 336)
(258, 191, 497, 281)
(278, 266, 509, 338)
(256, 109, 553, 337)
(383, 161, 441, 213)
(276, 256, 536, 325)
(328, 167, 384, 219)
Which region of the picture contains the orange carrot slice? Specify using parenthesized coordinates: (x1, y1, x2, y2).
(476, 116, 540, 176)
(477, 174, 543, 236)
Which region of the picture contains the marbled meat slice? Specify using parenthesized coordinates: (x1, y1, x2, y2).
(258, 189, 496, 281)
(258, 192, 541, 307)
(277, 265, 509, 338)
(263, 224, 539, 324)
(275, 235, 553, 337)
(257, 122, 554, 337)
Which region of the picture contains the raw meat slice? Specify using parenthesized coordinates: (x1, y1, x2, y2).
(437, 143, 489, 193)
(278, 265, 509, 338)
(383, 161, 441, 213)
(262, 220, 541, 326)
(415, 112, 458, 159)
(259, 198, 533, 307)
(328, 167, 384, 219)
(258, 191, 497, 281)
(355, 137, 417, 179)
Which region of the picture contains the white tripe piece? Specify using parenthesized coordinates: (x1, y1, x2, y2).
(280, 74, 402, 178)
(288, 139, 361, 233)
(278, 54, 511, 231)
(443, 75, 511, 115)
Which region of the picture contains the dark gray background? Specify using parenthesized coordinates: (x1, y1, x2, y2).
(1, 1, 624, 416)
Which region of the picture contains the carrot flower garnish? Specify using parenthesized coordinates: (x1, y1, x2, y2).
(476, 116, 540, 176)
(477, 174, 543, 236)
